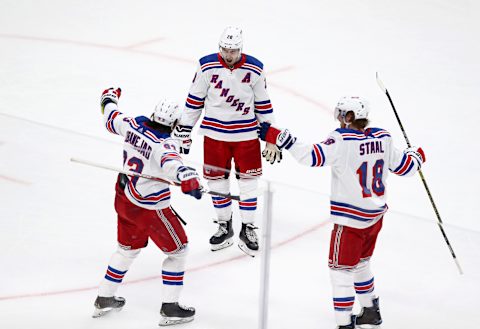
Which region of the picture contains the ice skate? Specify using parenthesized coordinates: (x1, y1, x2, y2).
(337, 315, 356, 329)
(92, 295, 125, 318)
(159, 302, 195, 326)
(356, 297, 382, 328)
(210, 219, 234, 251)
(238, 223, 259, 257)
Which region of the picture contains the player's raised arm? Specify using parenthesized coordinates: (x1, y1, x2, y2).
(100, 87, 131, 137)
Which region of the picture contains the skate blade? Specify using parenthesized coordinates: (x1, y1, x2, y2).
(210, 238, 233, 251)
(238, 241, 258, 257)
(357, 325, 381, 329)
(159, 316, 194, 326)
(92, 306, 123, 318)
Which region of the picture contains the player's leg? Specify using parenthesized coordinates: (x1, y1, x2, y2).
(328, 224, 363, 328)
(354, 218, 383, 327)
(93, 186, 147, 318)
(149, 207, 195, 326)
(203, 136, 234, 251)
(233, 138, 262, 256)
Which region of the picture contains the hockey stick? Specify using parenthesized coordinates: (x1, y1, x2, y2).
(376, 73, 463, 275)
(70, 157, 241, 201)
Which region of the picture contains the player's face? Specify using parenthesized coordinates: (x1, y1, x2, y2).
(220, 47, 240, 66)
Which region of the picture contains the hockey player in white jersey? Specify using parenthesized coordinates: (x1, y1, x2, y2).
(173, 26, 280, 256)
(258, 96, 426, 328)
(93, 87, 202, 326)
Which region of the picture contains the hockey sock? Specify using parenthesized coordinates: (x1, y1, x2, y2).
(353, 260, 376, 307)
(162, 245, 188, 303)
(208, 179, 232, 221)
(238, 178, 258, 224)
(98, 246, 140, 297)
(330, 268, 355, 326)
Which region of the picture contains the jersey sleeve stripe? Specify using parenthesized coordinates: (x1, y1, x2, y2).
(105, 110, 121, 134)
(160, 152, 182, 167)
(311, 144, 325, 167)
(392, 154, 415, 176)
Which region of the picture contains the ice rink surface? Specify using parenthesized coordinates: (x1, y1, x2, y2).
(1, 1, 479, 328)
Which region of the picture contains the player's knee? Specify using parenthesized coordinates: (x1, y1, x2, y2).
(329, 268, 354, 287)
(238, 177, 258, 193)
(207, 179, 230, 193)
(117, 245, 141, 259)
(166, 244, 189, 258)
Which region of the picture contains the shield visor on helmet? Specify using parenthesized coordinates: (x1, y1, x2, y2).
(151, 99, 181, 128)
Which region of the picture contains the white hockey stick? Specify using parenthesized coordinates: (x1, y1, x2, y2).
(70, 157, 242, 201)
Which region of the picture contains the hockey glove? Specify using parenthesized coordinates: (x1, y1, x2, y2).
(258, 122, 296, 150)
(173, 125, 193, 154)
(177, 166, 202, 199)
(101, 87, 122, 114)
(262, 143, 282, 164)
(405, 146, 426, 165)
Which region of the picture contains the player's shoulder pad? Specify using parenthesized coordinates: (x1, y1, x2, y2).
(162, 137, 181, 151)
(199, 53, 223, 73)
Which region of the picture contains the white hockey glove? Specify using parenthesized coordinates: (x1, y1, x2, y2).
(262, 143, 282, 164)
(100, 87, 121, 114)
(405, 146, 426, 165)
(173, 125, 193, 154)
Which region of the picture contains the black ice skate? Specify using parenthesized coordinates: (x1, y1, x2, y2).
(159, 302, 195, 326)
(337, 315, 356, 329)
(238, 223, 259, 257)
(210, 219, 234, 251)
(92, 295, 125, 318)
(356, 297, 382, 328)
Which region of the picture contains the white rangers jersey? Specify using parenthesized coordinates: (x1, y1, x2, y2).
(287, 127, 422, 229)
(179, 53, 275, 142)
(103, 103, 184, 210)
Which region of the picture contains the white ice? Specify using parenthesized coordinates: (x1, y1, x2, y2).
(0, 1, 479, 328)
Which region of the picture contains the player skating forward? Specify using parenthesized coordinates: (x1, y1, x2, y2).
(258, 96, 425, 328)
(93, 88, 202, 326)
(173, 26, 280, 256)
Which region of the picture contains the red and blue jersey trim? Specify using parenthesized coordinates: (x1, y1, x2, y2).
(333, 296, 355, 311)
(126, 118, 166, 144)
(200, 116, 258, 134)
(185, 93, 205, 110)
(392, 153, 416, 176)
(254, 100, 273, 114)
(354, 277, 375, 295)
(160, 152, 182, 168)
(162, 270, 184, 286)
(311, 144, 326, 167)
(127, 183, 171, 206)
(239, 198, 257, 211)
(242, 54, 263, 76)
(330, 201, 387, 222)
(336, 128, 391, 141)
(105, 110, 121, 135)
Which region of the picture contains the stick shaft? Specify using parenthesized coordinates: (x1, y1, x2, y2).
(376, 73, 463, 275)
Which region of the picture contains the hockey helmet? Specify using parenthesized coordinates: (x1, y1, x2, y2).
(334, 96, 370, 121)
(151, 98, 181, 127)
(219, 26, 243, 50)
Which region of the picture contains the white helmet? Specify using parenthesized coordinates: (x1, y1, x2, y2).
(219, 26, 243, 50)
(334, 96, 370, 121)
(151, 98, 181, 127)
